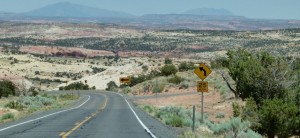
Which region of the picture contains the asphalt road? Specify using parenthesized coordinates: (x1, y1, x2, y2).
(0, 91, 153, 138)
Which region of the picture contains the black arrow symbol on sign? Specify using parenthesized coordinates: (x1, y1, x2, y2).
(121, 78, 129, 81)
(199, 67, 207, 76)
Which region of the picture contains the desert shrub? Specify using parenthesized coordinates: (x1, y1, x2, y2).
(168, 75, 184, 84)
(211, 57, 229, 69)
(142, 82, 151, 92)
(179, 131, 196, 138)
(210, 117, 261, 138)
(5, 101, 24, 111)
(161, 64, 178, 76)
(31, 90, 39, 97)
(237, 129, 263, 138)
(234, 98, 299, 137)
(258, 98, 298, 138)
(0, 80, 16, 98)
(29, 87, 38, 96)
(142, 65, 148, 72)
(219, 86, 230, 98)
(17, 95, 55, 111)
(106, 81, 118, 91)
(4, 95, 56, 113)
(59, 94, 79, 100)
(1, 113, 14, 121)
(142, 105, 224, 130)
(122, 87, 131, 94)
(129, 70, 161, 87)
(59, 87, 64, 90)
(179, 81, 189, 89)
(164, 57, 172, 64)
(61, 82, 90, 90)
(145, 106, 195, 127)
(148, 70, 161, 78)
(130, 75, 148, 86)
(215, 112, 225, 118)
(226, 49, 290, 105)
(128, 70, 161, 87)
(35, 71, 40, 75)
(165, 115, 183, 127)
(91, 67, 105, 74)
(232, 102, 241, 117)
(178, 62, 195, 71)
(37, 95, 55, 106)
(143, 105, 156, 114)
(153, 83, 165, 93)
(240, 98, 260, 130)
(182, 118, 193, 127)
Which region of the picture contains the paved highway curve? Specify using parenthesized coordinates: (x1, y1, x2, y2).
(0, 91, 153, 138)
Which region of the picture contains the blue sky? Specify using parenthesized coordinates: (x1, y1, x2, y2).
(1, 0, 300, 19)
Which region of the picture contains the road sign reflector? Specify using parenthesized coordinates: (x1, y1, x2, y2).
(197, 81, 208, 92)
(194, 63, 212, 81)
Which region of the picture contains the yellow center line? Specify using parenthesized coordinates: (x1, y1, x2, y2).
(61, 94, 108, 138)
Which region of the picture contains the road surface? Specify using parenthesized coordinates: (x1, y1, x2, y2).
(0, 91, 156, 138)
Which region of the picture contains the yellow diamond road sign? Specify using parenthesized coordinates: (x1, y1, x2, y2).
(120, 77, 131, 84)
(194, 63, 212, 80)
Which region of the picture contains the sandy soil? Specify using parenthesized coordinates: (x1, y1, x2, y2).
(0, 51, 154, 90)
(57, 62, 144, 90)
(134, 87, 235, 123)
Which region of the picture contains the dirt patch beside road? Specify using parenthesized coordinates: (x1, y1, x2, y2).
(133, 88, 235, 123)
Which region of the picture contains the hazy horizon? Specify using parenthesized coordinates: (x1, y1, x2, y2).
(1, 0, 300, 20)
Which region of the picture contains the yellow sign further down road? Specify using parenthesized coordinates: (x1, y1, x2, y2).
(120, 77, 131, 84)
(194, 63, 212, 81)
(197, 81, 208, 92)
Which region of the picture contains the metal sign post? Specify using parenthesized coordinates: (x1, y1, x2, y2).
(194, 63, 211, 124)
(192, 105, 195, 132)
(197, 81, 208, 123)
(201, 90, 204, 123)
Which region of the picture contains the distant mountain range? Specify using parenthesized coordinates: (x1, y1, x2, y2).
(0, 11, 19, 18)
(24, 2, 133, 18)
(0, 2, 299, 30)
(22, 2, 235, 18)
(184, 8, 234, 16)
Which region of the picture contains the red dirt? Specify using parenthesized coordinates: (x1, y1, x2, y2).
(0, 109, 9, 116)
(18, 46, 193, 58)
(0, 70, 23, 80)
(19, 46, 114, 57)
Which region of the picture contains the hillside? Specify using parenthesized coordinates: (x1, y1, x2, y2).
(0, 22, 299, 59)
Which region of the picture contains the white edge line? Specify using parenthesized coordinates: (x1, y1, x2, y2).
(0, 95, 91, 132)
(114, 92, 156, 138)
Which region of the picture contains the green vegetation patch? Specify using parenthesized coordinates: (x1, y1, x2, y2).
(141, 105, 261, 137)
(168, 75, 184, 85)
(220, 49, 300, 137)
(59, 82, 91, 90)
(0, 113, 14, 121)
(0, 80, 16, 98)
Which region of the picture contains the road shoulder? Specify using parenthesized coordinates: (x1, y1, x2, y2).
(126, 96, 179, 138)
